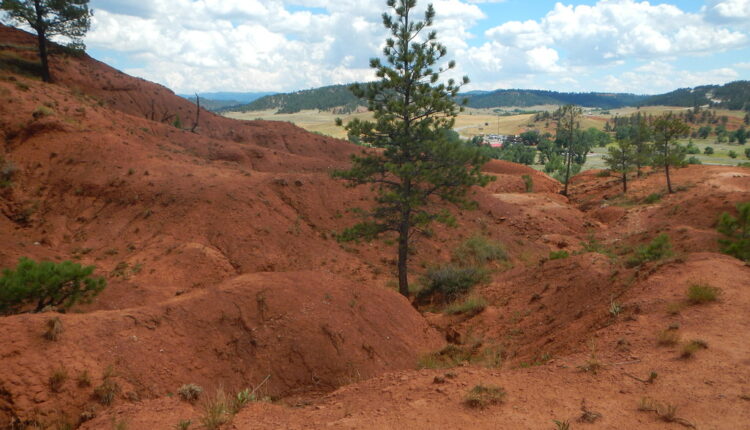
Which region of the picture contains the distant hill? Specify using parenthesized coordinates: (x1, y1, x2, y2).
(462, 90, 648, 109)
(638, 81, 750, 110)
(180, 92, 276, 112)
(222, 84, 362, 114)
(219, 81, 750, 114)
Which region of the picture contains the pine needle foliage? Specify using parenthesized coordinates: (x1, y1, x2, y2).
(0, 258, 106, 315)
(333, 0, 493, 297)
(717, 201, 750, 262)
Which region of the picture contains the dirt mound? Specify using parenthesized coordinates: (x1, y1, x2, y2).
(482, 159, 560, 194)
(0, 271, 442, 427)
(78, 255, 750, 430)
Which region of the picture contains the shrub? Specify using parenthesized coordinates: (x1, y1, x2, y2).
(32, 105, 53, 119)
(418, 343, 503, 369)
(443, 295, 487, 316)
(452, 235, 508, 266)
(200, 389, 231, 430)
(729, 150, 738, 159)
(77, 370, 92, 387)
(626, 234, 673, 267)
(94, 378, 120, 406)
(704, 146, 714, 155)
(522, 174, 534, 192)
(0, 156, 18, 188)
(717, 202, 750, 262)
(49, 366, 68, 393)
(178, 383, 203, 402)
(687, 283, 720, 304)
(464, 385, 506, 408)
(745, 148, 750, 159)
(44, 317, 63, 341)
(174, 420, 192, 430)
(417, 265, 489, 302)
(657, 329, 681, 346)
(686, 156, 702, 165)
(549, 250, 569, 260)
(642, 193, 662, 204)
(685, 142, 700, 154)
(553, 420, 571, 430)
(681, 339, 708, 359)
(0, 258, 106, 315)
(418, 345, 473, 369)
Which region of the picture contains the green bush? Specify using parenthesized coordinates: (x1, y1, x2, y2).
(687, 283, 721, 304)
(626, 234, 673, 267)
(729, 150, 738, 159)
(717, 202, 750, 262)
(418, 265, 489, 302)
(521, 174, 534, 193)
(642, 193, 662, 204)
(0, 156, 18, 188)
(745, 148, 750, 159)
(704, 146, 714, 155)
(0, 258, 106, 315)
(549, 250, 569, 260)
(686, 156, 702, 165)
(443, 295, 487, 316)
(452, 235, 507, 266)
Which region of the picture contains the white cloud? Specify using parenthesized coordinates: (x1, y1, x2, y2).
(705, 0, 750, 24)
(83, 0, 750, 94)
(602, 61, 740, 93)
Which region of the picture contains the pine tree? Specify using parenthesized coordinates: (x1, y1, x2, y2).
(652, 113, 690, 194)
(603, 139, 637, 193)
(1, 0, 92, 82)
(629, 113, 653, 177)
(334, 0, 493, 298)
(557, 104, 581, 196)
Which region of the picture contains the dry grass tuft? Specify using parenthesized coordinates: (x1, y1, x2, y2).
(464, 385, 506, 408)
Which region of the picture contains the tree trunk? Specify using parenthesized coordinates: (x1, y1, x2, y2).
(397, 217, 409, 298)
(32, 0, 51, 82)
(623, 171, 627, 194)
(563, 146, 572, 196)
(191, 93, 201, 133)
(664, 144, 673, 193)
(665, 162, 673, 194)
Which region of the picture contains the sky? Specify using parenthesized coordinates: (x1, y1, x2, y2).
(71, 0, 750, 94)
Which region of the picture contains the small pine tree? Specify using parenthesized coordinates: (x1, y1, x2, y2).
(652, 113, 690, 193)
(717, 202, 750, 262)
(557, 104, 582, 196)
(334, 0, 493, 297)
(1, 0, 92, 82)
(603, 139, 637, 193)
(0, 258, 106, 315)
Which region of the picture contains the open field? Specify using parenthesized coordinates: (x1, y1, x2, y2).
(225, 106, 749, 172)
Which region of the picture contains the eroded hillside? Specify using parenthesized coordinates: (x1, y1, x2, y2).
(1, 25, 749, 430)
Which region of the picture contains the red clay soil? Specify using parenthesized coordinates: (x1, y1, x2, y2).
(2, 24, 750, 430)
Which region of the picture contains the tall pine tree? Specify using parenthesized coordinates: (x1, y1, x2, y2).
(603, 139, 636, 193)
(557, 104, 581, 196)
(334, 0, 492, 298)
(1, 0, 91, 82)
(652, 113, 690, 194)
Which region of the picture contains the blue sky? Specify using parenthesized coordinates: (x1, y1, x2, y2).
(79, 0, 750, 94)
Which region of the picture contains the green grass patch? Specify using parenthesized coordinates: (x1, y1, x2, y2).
(443, 295, 487, 316)
(625, 234, 673, 268)
(687, 283, 721, 304)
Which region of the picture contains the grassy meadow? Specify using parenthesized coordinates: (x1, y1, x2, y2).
(223, 106, 750, 172)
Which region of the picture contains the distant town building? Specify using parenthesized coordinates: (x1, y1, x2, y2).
(482, 134, 519, 148)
